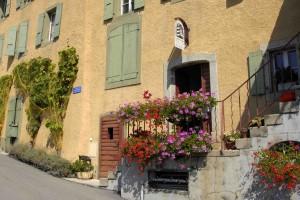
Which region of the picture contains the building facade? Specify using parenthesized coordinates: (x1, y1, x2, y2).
(0, 0, 300, 186)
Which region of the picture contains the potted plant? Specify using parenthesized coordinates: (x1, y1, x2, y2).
(223, 131, 241, 150)
(279, 90, 296, 102)
(71, 159, 94, 179)
(248, 116, 267, 137)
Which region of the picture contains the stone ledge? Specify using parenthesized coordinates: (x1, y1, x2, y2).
(279, 101, 300, 113)
(221, 150, 240, 157)
(236, 138, 252, 149)
(250, 126, 268, 137)
(264, 114, 283, 126)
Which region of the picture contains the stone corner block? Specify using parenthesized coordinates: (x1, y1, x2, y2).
(264, 114, 283, 126)
(107, 171, 117, 180)
(99, 178, 108, 187)
(235, 138, 252, 149)
(249, 126, 268, 137)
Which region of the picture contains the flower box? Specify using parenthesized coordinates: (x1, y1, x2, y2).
(279, 91, 296, 102)
(76, 171, 93, 179)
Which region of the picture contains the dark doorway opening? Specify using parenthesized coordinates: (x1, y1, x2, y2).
(175, 63, 210, 95)
(174, 63, 212, 132)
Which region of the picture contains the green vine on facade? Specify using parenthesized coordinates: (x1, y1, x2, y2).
(0, 75, 13, 135)
(12, 47, 79, 152)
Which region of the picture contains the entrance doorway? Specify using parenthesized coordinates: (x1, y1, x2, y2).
(175, 63, 210, 94)
(99, 115, 123, 178)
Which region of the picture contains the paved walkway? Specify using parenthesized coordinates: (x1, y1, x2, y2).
(0, 154, 123, 200)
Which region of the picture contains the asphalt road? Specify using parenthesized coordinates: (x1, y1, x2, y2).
(0, 154, 123, 200)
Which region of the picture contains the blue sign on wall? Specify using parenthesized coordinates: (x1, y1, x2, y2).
(72, 86, 82, 94)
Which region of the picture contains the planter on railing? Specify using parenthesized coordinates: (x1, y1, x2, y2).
(118, 90, 217, 171)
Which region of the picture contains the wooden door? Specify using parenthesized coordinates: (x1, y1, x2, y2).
(99, 115, 123, 178)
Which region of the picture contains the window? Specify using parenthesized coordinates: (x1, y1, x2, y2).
(103, 0, 144, 21)
(272, 49, 299, 86)
(16, 0, 32, 10)
(0, 0, 10, 19)
(35, 3, 63, 47)
(121, 0, 133, 15)
(106, 15, 141, 89)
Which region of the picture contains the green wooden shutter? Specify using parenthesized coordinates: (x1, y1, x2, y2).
(52, 3, 63, 40)
(17, 21, 28, 54)
(6, 98, 22, 138)
(122, 23, 139, 80)
(16, 0, 22, 9)
(7, 27, 17, 56)
(248, 50, 265, 95)
(0, 35, 4, 60)
(35, 13, 45, 47)
(5, 0, 10, 16)
(134, 0, 144, 10)
(104, 0, 113, 21)
(107, 26, 123, 84)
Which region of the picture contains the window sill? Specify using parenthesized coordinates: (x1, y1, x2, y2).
(105, 79, 140, 90)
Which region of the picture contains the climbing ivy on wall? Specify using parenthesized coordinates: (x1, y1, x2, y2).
(0, 75, 13, 135)
(12, 47, 79, 152)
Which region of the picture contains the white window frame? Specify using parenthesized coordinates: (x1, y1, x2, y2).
(121, 0, 133, 15)
(48, 11, 56, 42)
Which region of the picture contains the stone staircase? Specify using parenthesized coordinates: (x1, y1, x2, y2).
(236, 88, 300, 150)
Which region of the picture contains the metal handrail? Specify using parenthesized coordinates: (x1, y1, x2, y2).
(218, 32, 300, 150)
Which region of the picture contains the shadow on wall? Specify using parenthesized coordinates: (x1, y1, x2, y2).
(233, 0, 300, 132)
(226, 0, 243, 8)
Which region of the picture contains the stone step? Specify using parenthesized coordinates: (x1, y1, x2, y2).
(99, 178, 108, 187)
(279, 101, 300, 114)
(249, 126, 268, 138)
(264, 114, 283, 126)
(235, 138, 252, 149)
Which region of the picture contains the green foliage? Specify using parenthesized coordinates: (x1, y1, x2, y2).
(9, 144, 73, 177)
(12, 47, 79, 152)
(0, 75, 13, 134)
(71, 160, 94, 173)
(46, 47, 79, 151)
(13, 58, 55, 142)
(223, 130, 241, 150)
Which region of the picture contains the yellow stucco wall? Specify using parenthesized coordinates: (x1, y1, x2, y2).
(0, 0, 299, 175)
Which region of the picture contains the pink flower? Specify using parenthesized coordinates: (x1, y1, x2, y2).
(143, 90, 152, 99)
(167, 135, 176, 144)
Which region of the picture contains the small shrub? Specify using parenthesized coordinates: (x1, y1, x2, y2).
(71, 159, 94, 173)
(223, 131, 241, 149)
(248, 116, 264, 128)
(9, 144, 72, 177)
